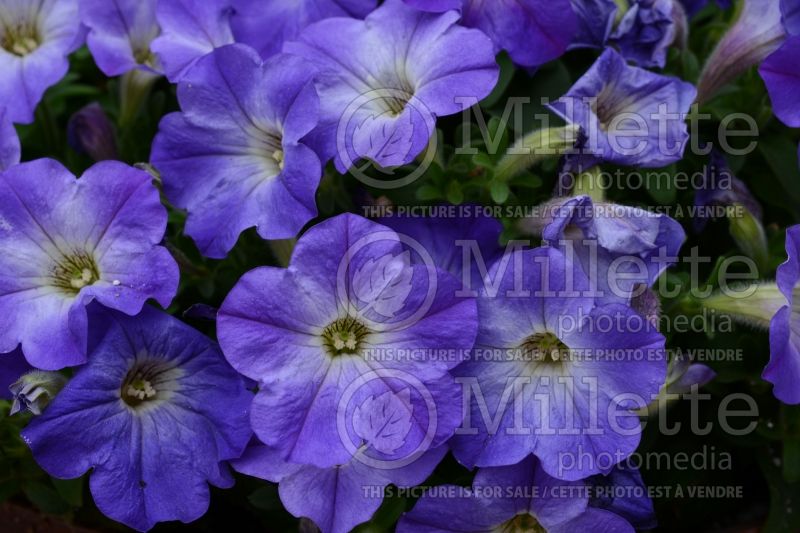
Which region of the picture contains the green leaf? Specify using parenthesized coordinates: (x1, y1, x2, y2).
(446, 180, 464, 205)
(24, 481, 70, 515)
(52, 476, 83, 507)
(758, 137, 800, 217)
(415, 184, 441, 201)
(490, 180, 510, 204)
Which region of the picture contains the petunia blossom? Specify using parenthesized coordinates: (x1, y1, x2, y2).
(702, 225, 800, 404)
(151, 44, 322, 259)
(520, 195, 686, 306)
(449, 246, 667, 480)
(22, 306, 252, 532)
(80, 0, 161, 75)
(234, 442, 447, 533)
(0, 0, 82, 123)
(0, 348, 31, 401)
(403, 0, 578, 68)
(548, 48, 696, 168)
(380, 209, 504, 292)
(217, 214, 478, 469)
(609, 0, 676, 68)
(230, 0, 377, 60)
(0, 107, 20, 169)
(397, 455, 639, 532)
(0, 159, 179, 370)
(150, 0, 235, 82)
(285, 0, 499, 172)
(759, 35, 800, 128)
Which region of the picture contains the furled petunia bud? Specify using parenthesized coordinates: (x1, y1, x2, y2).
(67, 103, 119, 161)
(10, 371, 68, 415)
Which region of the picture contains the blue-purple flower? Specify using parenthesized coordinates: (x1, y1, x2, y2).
(449, 246, 667, 480)
(234, 442, 447, 533)
(230, 0, 377, 60)
(217, 214, 477, 469)
(0, 348, 31, 401)
(784, 0, 800, 34)
(151, 44, 321, 259)
(285, 0, 499, 171)
(22, 306, 252, 531)
(80, 0, 161, 75)
(0, 159, 179, 370)
(380, 209, 504, 292)
(548, 48, 696, 168)
(522, 195, 686, 306)
(397, 455, 641, 532)
(760, 36, 800, 129)
(0, 107, 20, 169)
(610, 0, 676, 68)
(403, 0, 578, 68)
(150, 0, 235, 82)
(702, 225, 800, 404)
(694, 152, 763, 232)
(67, 103, 118, 161)
(0, 0, 82, 124)
(568, 0, 619, 50)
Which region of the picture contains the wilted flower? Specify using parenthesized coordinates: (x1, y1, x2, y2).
(230, 0, 377, 60)
(521, 195, 686, 306)
(9, 370, 67, 415)
(0, 0, 82, 123)
(234, 443, 447, 533)
(0, 159, 179, 369)
(548, 48, 696, 168)
(702, 225, 800, 404)
(151, 45, 322, 259)
(285, 0, 499, 171)
(80, 0, 161, 75)
(610, 0, 676, 68)
(397, 455, 644, 532)
(150, 0, 235, 82)
(217, 214, 477, 468)
(696, 0, 786, 105)
(22, 306, 252, 531)
(66, 103, 118, 161)
(404, 0, 578, 68)
(449, 247, 667, 480)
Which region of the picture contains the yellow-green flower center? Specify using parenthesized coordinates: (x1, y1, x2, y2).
(322, 316, 369, 357)
(1, 22, 41, 57)
(520, 332, 569, 365)
(51, 251, 100, 294)
(495, 513, 546, 533)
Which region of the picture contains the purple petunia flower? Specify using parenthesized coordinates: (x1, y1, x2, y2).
(521, 195, 686, 306)
(0, 107, 20, 169)
(149, 0, 235, 82)
(151, 44, 321, 259)
(22, 306, 252, 532)
(588, 464, 657, 529)
(217, 213, 478, 469)
(230, 0, 377, 60)
(397, 455, 639, 532)
(80, 0, 161, 75)
(548, 48, 696, 168)
(760, 35, 800, 129)
(0, 159, 179, 370)
(285, 0, 499, 172)
(403, 0, 578, 68)
(67, 103, 118, 161)
(702, 225, 800, 404)
(568, 0, 619, 50)
(609, 0, 676, 68)
(0, 348, 31, 401)
(0, 0, 82, 124)
(380, 209, 504, 292)
(784, 0, 800, 34)
(449, 246, 667, 480)
(234, 442, 447, 533)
